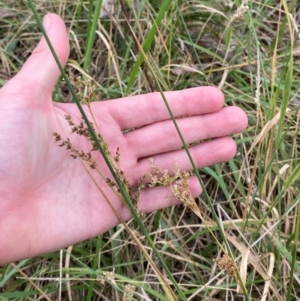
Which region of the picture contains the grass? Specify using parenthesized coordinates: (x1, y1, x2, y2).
(1, 0, 300, 300)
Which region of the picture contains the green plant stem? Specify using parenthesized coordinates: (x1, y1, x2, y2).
(120, 2, 249, 298)
(28, 2, 185, 300)
(286, 191, 300, 301)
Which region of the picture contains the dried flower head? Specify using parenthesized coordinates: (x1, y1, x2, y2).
(103, 270, 116, 284)
(143, 159, 203, 218)
(122, 284, 136, 301)
(54, 114, 143, 209)
(230, 0, 248, 21)
(214, 253, 238, 280)
(69, 76, 97, 105)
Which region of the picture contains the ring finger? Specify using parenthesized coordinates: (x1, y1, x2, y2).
(125, 106, 247, 159)
(131, 136, 237, 182)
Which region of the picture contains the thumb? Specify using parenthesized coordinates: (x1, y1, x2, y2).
(15, 13, 70, 96)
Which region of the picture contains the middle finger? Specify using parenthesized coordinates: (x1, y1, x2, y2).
(125, 106, 246, 159)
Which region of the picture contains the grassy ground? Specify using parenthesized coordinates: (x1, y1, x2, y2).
(0, 0, 300, 300)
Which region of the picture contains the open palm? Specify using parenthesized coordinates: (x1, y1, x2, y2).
(0, 14, 247, 264)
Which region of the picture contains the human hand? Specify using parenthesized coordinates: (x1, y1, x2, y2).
(0, 14, 247, 264)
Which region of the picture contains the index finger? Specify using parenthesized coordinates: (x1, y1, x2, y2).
(91, 87, 224, 129)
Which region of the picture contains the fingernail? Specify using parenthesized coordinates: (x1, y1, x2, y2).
(43, 15, 51, 31)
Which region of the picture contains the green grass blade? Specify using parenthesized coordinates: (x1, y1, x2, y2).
(125, 0, 172, 94)
(83, 0, 103, 72)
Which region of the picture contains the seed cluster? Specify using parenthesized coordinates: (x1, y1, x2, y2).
(143, 159, 201, 217)
(53, 115, 99, 169)
(69, 75, 97, 105)
(214, 253, 238, 280)
(99, 270, 116, 285)
(122, 284, 136, 301)
(53, 114, 143, 207)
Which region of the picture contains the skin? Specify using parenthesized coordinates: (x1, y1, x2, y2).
(0, 14, 247, 264)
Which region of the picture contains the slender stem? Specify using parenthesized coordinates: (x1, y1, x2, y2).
(28, 2, 184, 299)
